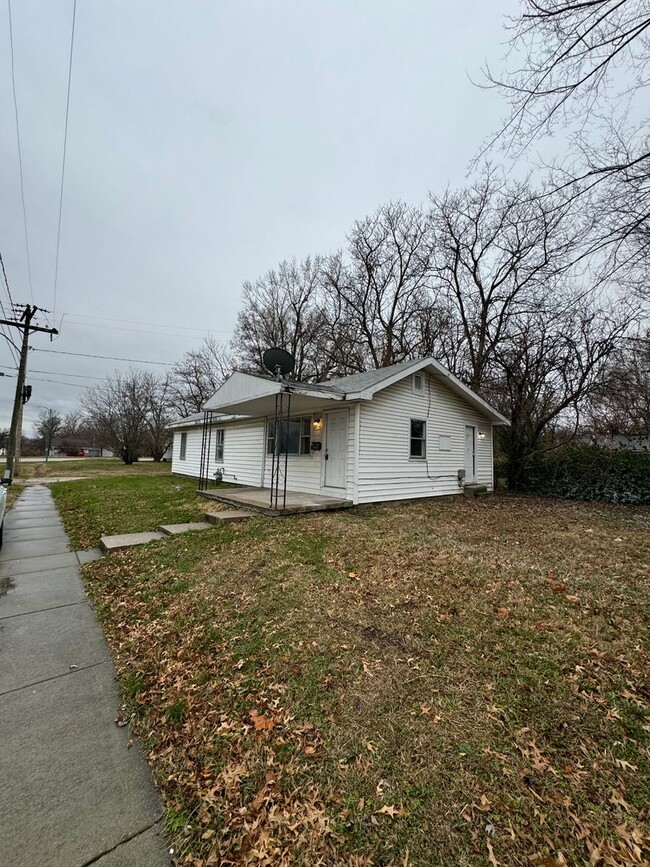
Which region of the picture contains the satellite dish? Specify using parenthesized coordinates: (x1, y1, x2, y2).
(263, 347, 295, 379)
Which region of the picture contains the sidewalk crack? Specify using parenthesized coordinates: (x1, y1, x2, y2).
(79, 817, 167, 866)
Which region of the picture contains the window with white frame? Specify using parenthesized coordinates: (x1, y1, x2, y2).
(410, 419, 426, 458)
(179, 432, 187, 461)
(266, 416, 312, 456)
(214, 428, 224, 462)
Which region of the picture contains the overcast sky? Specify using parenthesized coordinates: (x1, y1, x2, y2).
(0, 0, 518, 434)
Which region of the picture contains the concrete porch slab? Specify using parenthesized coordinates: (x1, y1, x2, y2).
(157, 521, 213, 535)
(99, 531, 165, 554)
(200, 485, 353, 517)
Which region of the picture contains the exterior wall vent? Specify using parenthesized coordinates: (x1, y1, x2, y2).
(412, 373, 424, 393)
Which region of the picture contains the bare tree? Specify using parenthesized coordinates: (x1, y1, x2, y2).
(483, 0, 650, 287)
(167, 337, 233, 416)
(82, 369, 151, 464)
(492, 300, 631, 488)
(586, 331, 650, 435)
(142, 374, 175, 461)
(232, 257, 331, 381)
(35, 408, 62, 457)
(322, 202, 440, 372)
(428, 168, 586, 392)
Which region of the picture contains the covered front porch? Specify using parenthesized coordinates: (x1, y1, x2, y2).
(199, 485, 353, 517)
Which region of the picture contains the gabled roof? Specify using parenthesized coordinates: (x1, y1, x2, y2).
(198, 358, 510, 426)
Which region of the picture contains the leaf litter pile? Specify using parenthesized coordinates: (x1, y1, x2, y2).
(81, 495, 650, 865)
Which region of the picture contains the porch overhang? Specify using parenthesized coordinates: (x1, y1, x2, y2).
(202, 371, 345, 418)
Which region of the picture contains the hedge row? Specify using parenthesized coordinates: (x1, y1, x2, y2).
(521, 445, 649, 505)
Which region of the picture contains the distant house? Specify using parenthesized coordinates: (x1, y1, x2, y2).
(170, 357, 510, 506)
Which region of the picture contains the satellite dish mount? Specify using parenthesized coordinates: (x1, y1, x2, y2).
(263, 347, 295, 382)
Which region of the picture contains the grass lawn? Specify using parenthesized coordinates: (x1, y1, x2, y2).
(16, 457, 174, 480)
(50, 474, 206, 549)
(78, 494, 649, 866)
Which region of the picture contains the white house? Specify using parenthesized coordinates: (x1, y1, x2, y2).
(170, 357, 509, 507)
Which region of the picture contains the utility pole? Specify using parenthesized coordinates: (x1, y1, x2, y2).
(2, 305, 58, 479)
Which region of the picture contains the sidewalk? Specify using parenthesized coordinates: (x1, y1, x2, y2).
(0, 485, 171, 867)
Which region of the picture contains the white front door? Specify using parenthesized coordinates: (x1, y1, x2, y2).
(465, 425, 476, 483)
(324, 411, 347, 489)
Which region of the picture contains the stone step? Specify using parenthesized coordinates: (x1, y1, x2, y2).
(99, 531, 165, 554)
(203, 510, 254, 525)
(156, 521, 213, 536)
(463, 483, 489, 497)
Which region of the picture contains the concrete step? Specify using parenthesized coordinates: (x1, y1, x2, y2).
(99, 531, 165, 554)
(203, 510, 253, 525)
(156, 521, 213, 536)
(463, 483, 489, 497)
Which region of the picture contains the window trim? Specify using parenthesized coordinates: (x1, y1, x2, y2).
(179, 431, 187, 461)
(266, 415, 312, 457)
(409, 418, 426, 460)
(214, 428, 225, 462)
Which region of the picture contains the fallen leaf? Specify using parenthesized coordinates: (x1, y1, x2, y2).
(375, 804, 403, 818)
(303, 745, 316, 755)
(115, 714, 128, 727)
(249, 710, 274, 732)
(496, 607, 510, 620)
(348, 571, 359, 580)
(486, 838, 499, 867)
(608, 789, 633, 814)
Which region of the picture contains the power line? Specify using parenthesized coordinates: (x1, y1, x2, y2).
(34, 348, 173, 366)
(0, 252, 21, 363)
(60, 310, 233, 335)
(28, 376, 89, 389)
(52, 0, 77, 319)
(0, 364, 107, 381)
(6, 0, 34, 303)
(60, 319, 229, 341)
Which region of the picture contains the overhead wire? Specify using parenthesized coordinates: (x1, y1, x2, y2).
(34, 348, 174, 366)
(59, 310, 233, 336)
(6, 0, 34, 303)
(52, 0, 77, 320)
(0, 251, 21, 364)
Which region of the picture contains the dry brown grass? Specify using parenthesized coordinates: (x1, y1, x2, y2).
(81, 494, 650, 866)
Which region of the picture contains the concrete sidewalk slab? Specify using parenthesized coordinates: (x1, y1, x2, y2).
(0, 485, 169, 866)
(1, 537, 70, 559)
(0, 664, 165, 867)
(0, 565, 87, 618)
(4, 515, 64, 530)
(4, 524, 69, 542)
(92, 821, 170, 866)
(0, 602, 110, 694)
(0, 551, 79, 577)
(100, 531, 165, 553)
(157, 521, 212, 535)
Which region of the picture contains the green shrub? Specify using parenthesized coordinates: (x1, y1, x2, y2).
(524, 445, 649, 504)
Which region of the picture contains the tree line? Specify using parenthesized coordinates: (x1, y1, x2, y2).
(35, 1, 647, 486)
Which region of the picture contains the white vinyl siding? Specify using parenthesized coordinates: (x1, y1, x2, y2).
(172, 418, 265, 485)
(356, 375, 493, 504)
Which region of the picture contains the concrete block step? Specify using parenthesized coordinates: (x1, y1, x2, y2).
(203, 510, 253, 524)
(463, 484, 489, 497)
(99, 531, 165, 554)
(157, 522, 213, 536)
